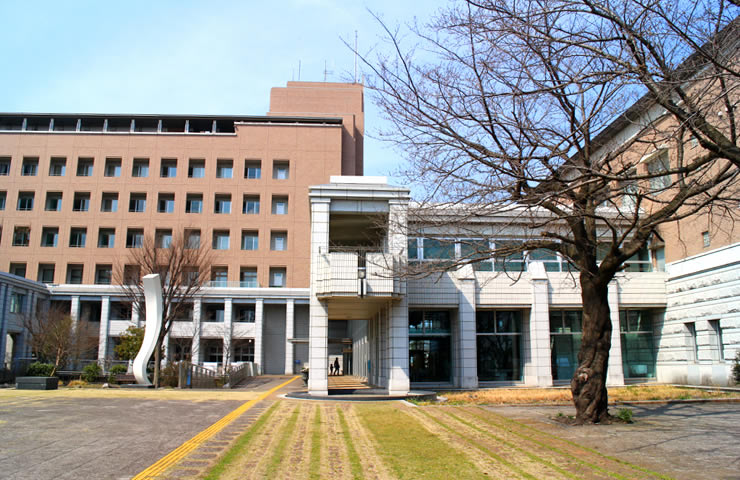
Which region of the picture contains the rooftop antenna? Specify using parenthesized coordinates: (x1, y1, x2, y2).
(298, 60, 301, 81)
(324, 61, 334, 82)
(354, 30, 358, 83)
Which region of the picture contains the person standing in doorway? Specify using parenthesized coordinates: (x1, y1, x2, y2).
(333, 357, 340, 376)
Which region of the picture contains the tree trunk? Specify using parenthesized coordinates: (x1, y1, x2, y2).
(153, 337, 162, 388)
(571, 274, 612, 424)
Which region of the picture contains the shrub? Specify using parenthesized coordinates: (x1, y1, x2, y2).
(733, 352, 740, 384)
(82, 363, 102, 383)
(617, 408, 634, 423)
(67, 379, 88, 388)
(26, 362, 55, 377)
(160, 363, 179, 388)
(108, 364, 129, 383)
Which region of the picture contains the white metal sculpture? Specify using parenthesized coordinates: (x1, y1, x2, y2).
(133, 274, 163, 385)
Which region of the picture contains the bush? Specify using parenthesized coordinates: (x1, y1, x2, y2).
(108, 364, 129, 383)
(67, 380, 88, 388)
(160, 363, 179, 388)
(26, 362, 55, 377)
(733, 352, 740, 384)
(82, 363, 102, 383)
(617, 408, 634, 423)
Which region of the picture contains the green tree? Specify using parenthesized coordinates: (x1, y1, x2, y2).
(114, 326, 145, 361)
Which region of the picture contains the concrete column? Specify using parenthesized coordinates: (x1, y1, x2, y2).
(255, 298, 264, 375)
(223, 298, 233, 366)
(285, 299, 295, 374)
(0, 285, 8, 368)
(527, 262, 553, 386)
(98, 297, 110, 367)
(457, 267, 478, 388)
(132, 302, 140, 327)
(607, 279, 625, 385)
(308, 198, 331, 396)
(191, 299, 202, 364)
(70, 296, 80, 326)
(388, 299, 410, 394)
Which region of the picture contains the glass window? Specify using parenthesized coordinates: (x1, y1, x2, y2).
(494, 240, 526, 272)
(188, 159, 205, 178)
(49, 157, 66, 176)
(211, 268, 228, 287)
(620, 310, 656, 378)
(45, 192, 62, 211)
(160, 158, 177, 178)
(158, 193, 175, 213)
(9, 292, 26, 313)
(273, 160, 289, 180)
(126, 228, 144, 248)
(72, 192, 90, 212)
(476, 311, 522, 381)
(409, 338, 451, 382)
(271, 196, 288, 215)
(9, 263, 26, 277)
(129, 193, 146, 212)
(155, 229, 173, 248)
(205, 304, 225, 322)
(132, 158, 149, 177)
(185, 229, 201, 249)
(242, 194, 260, 214)
(409, 310, 451, 334)
(423, 238, 455, 261)
(269, 267, 286, 287)
(98, 228, 115, 248)
(214, 194, 231, 214)
(69, 227, 87, 247)
(95, 265, 112, 285)
(17, 191, 34, 211)
(0, 157, 10, 175)
(213, 230, 230, 250)
(0, 191, 6, 210)
(647, 151, 671, 190)
(528, 249, 561, 272)
(185, 193, 203, 213)
(460, 239, 492, 271)
(239, 268, 258, 288)
(245, 160, 261, 179)
(41, 227, 59, 247)
(76, 158, 93, 176)
(66, 264, 84, 284)
(21, 157, 38, 176)
(12, 226, 30, 246)
(550, 310, 583, 380)
(624, 245, 652, 272)
(233, 339, 255, 362)
(241, 230, 258, 250)
(270, 231, 287, 251)
(216, 159, 233, 178)
(104, 158, 121, 177)
(101, 192, 118, 212)
(38, 264, 55, 284)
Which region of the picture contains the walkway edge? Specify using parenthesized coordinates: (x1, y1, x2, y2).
(132, 376, 299, 480)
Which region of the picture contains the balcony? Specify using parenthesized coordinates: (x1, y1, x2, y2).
(315, 249, 404, 299)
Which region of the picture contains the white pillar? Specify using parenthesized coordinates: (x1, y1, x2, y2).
(131, 301, 140, 327)
(527, 262, 552, 386)
(70, 296, 80, 326)
(192, 299, 202, 364)
(457, 267, 478, 388)
(224, 298, 233, 366)
(285, 299, 295, 374)
(388, 299, 410, 394)
(308, 198, 330, 395)
(255, 298, 264, 375)
(607, 278, 625, 385)
(98, 297, 110, 367)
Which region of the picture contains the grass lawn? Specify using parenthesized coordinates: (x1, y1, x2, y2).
(197, 400, 672, 480)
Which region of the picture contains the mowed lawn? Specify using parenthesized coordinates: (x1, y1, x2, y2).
(189, 400, 672, 480)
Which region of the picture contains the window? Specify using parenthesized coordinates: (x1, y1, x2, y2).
(550, 310, 583, 380)
(188, 159, 205, 178)
(214, 194, 231, 214)
(12, 227, 30, 246)
(494, 240, 526, 272)
(685, 322, 698, 362)
(211, 267, 228, 287)
(69, 227, 87, 248)
(98, 228, 115, 248)
(0, 191, 6, 210)
(158, 193, 175, 213)
(66, 264, 84, 284)
(239, 267, 258, 288)
(624, 245, 652, 272)
(216, 159, 233, 178)
(49, 157, 66, 176)
(213, 230, 230, 250)
(101, 192, 118, 212)
(76, 158, 94, 176)
(129, 193, 146, 212)
(233, 339, 255, 362)
(270, 231, 287, 251)
(104, 158, 121, 177)
(132, 158, 149, 177)
(235, 305, 256, 322)
(702, 231, 710, 248)
(72, 192, 90, 212)
(269, 267, 286, 287)
(709, 320, 724, 362)
(9, 262, 27, 277)
(408, 237, 455, 266)
(271, 195, 288, 215)
(95, 265, 112, 285)
(205, 341, 224, 362)
(38, 264, 55, 284)
(0, 157, 9, 175)
(205, 305, 225, 323)
(272, 160, 289, 180)
(185, 229, 201, 249)
(123, 265, 140, 284)
(241, 230, 258, 250)
(647, 151, 671, 190)
(9, 292, 26, 313)
(41, 227, 59, 247)
(17, 191, 34, 211)
(45, 192, 62, 211)
(408, 310, 452, 382)
(620, 310, 656, 378)
(185, 193, 203, 213)
(21, 157, 38, 176)
(155, 229, 173, 248)
(126, 228, 144, 248)
(242, 194, 260, 214)
(160, 158, 177, 178)
(476, 310, 522, 381)
(245, 160, 261, 179)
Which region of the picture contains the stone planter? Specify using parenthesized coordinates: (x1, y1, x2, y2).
(16, 376, 59, 390)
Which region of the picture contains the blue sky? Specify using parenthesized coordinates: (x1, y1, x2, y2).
(0, 1, 447, 182)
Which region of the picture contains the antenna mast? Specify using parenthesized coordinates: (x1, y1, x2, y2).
(354, 30, 358, 83)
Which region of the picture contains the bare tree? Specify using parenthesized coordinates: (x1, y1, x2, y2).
(23, 306, 97, 375)
(114, 233, 212, 387)
(361, 0, 739, 422)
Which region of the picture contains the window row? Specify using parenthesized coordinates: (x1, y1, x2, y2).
(8, 262, 286, 288)
(7, 226, 289, 251)
(0, 116, 237, 134)
(0, 156, 289, 180)
(0, 191, 288, 215)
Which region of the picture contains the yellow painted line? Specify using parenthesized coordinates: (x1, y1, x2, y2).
(132, 376, 299, 480)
